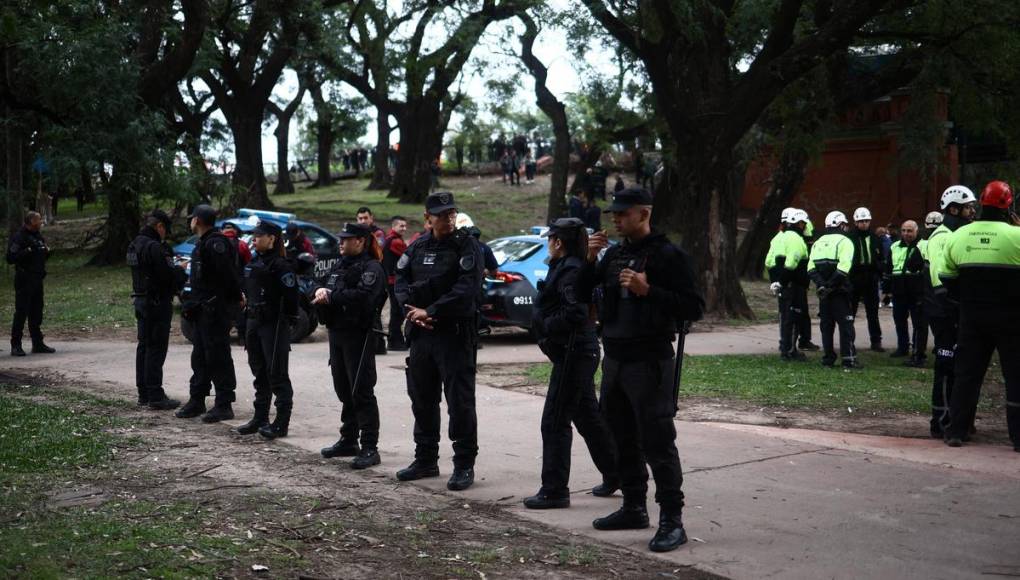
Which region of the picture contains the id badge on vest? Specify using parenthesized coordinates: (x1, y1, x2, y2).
(423, 252, 437, 266)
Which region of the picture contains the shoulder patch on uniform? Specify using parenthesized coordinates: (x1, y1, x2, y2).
(211, 240, 227, 254)
(397, 253, 410, 270)
(361, 270, 378, 286)
(460, 254, 475, 271)
(281, 272, 296, 288)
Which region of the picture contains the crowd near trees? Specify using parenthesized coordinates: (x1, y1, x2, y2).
(4, 0, 1020, 316)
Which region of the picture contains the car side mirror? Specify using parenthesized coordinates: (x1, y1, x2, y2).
(294, 252, 316, 275)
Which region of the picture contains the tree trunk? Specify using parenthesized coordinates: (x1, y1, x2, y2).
(368, 110, 391, 190)
(273, 115, 295, 194)
(736, 148, 810, 278)
(90, 168, 140, 265)
(653, 151, 753, 319)
(390, 99, 444, 203)
(5, 111, 24, 238)
(228, 112, 272, 208)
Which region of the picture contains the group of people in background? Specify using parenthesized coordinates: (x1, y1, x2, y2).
(765, 182, 1020, 452)
(499, 148, 539, 185)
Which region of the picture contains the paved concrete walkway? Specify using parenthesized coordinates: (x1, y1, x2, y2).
(4, 327, 1018, 579)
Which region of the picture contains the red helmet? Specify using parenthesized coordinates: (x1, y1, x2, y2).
(981, 181, 1013, 209)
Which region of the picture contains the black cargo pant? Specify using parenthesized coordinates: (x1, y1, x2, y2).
(819, 291, 857, 364)
(405, 326, 478, 469)
(245, 315, 293, 416)
(11, 272, 44, 345)
(850, 272, 882, 345)
(540, 347, 618, 498)
(387, 285, 406, 348)
(329, 328, 379, 448)
(929, 312, 958, 434)
(188, 308, 237, 404)
(601, 355, 684, 514)
(893, 291, 928, 357)
(134, 296, 173, 401)
(946, 308, 1020, 445)
(778, 284, 808, 355)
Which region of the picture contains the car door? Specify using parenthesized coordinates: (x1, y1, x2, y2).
(298, 225, 340, 280)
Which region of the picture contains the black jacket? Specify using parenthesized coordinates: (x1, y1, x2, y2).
(576, 230, 704, 360)
(394, 229, 484, 325)
(189, 229, 242, 304)
(127, 226, 185, 299)
(316, 252, 386, 330)
(242, 252, 299, 322)
(532, 256, 598, 359)
(6, 227, 49, 277)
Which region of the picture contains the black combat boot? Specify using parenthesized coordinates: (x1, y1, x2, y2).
(11, 342, 26, 357)
(320, 438, 359, 458)
(175, 398, 206, 418)
(351, 448, 381, 470)
(396, 460, 440, 481)
(447, 467, 475, 491)
(148, 396, 181, 411)
(870, 342, 886, 353)
(258, 409, 290, 439)
(31, 341, 55, 354)
(236, 409, 270, 435)
(798, 340, 820, 351)
(592, 500, 650, 531)
(591, 480, 619, 498)
(201, 402, 234, 423)
(649, 511, 688, 552)
(523, 490, 570, 509)
(137, 388, 150, 406)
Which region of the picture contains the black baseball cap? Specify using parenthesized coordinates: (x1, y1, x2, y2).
(252, 220, 283, 237)
(187, 204, 217, 224)
(338, 222, 373, 238)
(604, 187, 653, 213)
(149, 209, 172, 229)
(425, 191, 457, 215)
(541, 217, 586, 238)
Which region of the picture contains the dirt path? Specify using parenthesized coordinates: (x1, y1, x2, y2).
(3, 370, 719, 579)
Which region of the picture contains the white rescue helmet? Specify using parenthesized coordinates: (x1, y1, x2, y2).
(825, 211, 848, 228)
(791, 209, 809, 224)
(924, 211, 943, 229)
(853, 207, 872, 222)
(940, 185, 977, 210)
(780, 207, 797, 223)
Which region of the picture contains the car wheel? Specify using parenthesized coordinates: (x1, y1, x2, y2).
(289, 307, 312, 343)
(181, 316, 195, 344)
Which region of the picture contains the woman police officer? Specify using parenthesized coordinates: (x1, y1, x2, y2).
(524, 217, 619, 509)
(313, 223, 388, 469)
(235, 220, 299, 439)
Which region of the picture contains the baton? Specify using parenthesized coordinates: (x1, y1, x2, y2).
(351, 327, 388, 398)
(551, 330, 578, 427)
(672, 321, 691, 416)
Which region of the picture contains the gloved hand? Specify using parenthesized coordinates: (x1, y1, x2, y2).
(769, 282, 782, 296)
(817, 286, 832, 300)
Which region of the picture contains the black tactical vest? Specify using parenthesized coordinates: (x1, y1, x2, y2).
(320, 255, 372, 329)
(599, 239, 678, 340)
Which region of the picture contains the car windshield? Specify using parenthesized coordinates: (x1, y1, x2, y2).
(489, 239, 543, 264)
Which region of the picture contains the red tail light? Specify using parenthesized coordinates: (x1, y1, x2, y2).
(492, 271, 524, 283)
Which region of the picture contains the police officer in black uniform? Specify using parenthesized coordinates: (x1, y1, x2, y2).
(7, 211, 55, 356)
(176, 204, 242, 423)
(314, 223, 387, 468)
(524, 218, 618, 510)
(576, 187, 704, 553)
(128, 209, 187, 409)
(394, 192, 484, 491)
(235, 221, 299, 439)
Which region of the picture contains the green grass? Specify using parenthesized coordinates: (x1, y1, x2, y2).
(272, 175, 549, 240)
(0, 251, 135, 334)
(0, 391, 124, 475)
(0, 389, 297, 579)
(529, 351, 948, 414)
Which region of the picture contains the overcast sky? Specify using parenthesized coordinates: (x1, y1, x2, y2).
(248, 6, 611, 168)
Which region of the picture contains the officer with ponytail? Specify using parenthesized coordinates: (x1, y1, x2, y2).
(235, 220, 299, 440)
(314, 223, 387, 469)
